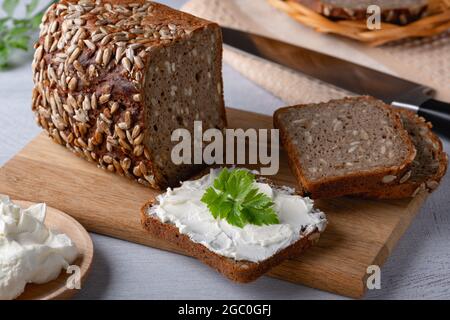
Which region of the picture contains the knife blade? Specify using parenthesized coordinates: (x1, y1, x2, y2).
(221, 27, 450, 138)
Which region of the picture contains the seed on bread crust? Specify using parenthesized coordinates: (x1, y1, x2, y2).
(412, 183, 426, 197)
(426, 180, 439, 190)
(399, 170, 412, 184)
(382, 175, 397, 184)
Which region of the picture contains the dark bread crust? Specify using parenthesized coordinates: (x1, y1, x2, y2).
(357, 110, 448, 199)
(292, 0, 428, 24)
(140, 199, 321, 283)
(274, 96, 417, 199)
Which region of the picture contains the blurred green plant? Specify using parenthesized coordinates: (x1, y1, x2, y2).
(0, 0, 53, 70)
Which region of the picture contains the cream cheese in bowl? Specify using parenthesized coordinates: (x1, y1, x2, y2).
(0, 196, 78, 300)
(148, 169, 327, 263)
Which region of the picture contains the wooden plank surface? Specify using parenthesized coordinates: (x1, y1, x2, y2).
(0, 108, 427, 298)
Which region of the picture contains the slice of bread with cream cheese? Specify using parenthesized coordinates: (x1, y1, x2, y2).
(141, 168, 327, 282)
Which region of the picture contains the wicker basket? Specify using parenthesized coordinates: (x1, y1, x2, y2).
(268, 0, 450, 46)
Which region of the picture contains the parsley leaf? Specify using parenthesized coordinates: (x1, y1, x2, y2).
(3, 0, 20, 17)
(0, 0, 53, 70)
(0, 45, 10, 69)
(26, 0, 39, 17)
(201, 168, 280, 228)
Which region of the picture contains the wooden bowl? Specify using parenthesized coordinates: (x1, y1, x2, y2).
(12, 200, 94, 300)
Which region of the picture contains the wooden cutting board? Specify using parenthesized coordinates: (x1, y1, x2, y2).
(0, 108, 427, 298)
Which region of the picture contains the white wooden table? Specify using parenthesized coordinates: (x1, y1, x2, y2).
(1, 0, 449, 299)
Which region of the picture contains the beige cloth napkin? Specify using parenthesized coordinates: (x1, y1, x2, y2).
(182, 0, 450, 105)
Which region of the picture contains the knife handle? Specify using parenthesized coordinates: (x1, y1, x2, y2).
(419, 99, 450, 140)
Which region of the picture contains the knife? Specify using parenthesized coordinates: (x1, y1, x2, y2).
(221, 27, 450, 139)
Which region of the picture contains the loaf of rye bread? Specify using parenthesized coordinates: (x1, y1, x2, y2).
(357, 110, 448, 199)
(291, 0, 428, 24)
(140, 174, 325, 283)
(274, 96, 417, 199)
(31, 0, 226, 189)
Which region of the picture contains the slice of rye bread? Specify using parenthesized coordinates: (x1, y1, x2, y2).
(356, 110, 448, 199)
(273, 96, 417, 199)
(292, 0, 428, 24)
(140, 180, 324, 283)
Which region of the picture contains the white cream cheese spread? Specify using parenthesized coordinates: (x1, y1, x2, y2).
(148, 169, 327, 263)
(0, 196, 78, 300)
